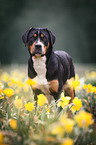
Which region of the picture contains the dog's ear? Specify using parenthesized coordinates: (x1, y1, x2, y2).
(22, 27, 33, 46)
(46, 29, 56, 48)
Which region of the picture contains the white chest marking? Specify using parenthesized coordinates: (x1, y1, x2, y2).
(32, 56, 50, 95)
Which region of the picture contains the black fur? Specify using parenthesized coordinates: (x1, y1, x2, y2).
(22, 27, 75, 101)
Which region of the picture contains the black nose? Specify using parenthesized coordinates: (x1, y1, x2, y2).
(35, 44, 42, 49)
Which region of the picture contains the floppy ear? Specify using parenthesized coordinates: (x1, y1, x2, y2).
(46, 29, 56, 48)
(22, 27, 33, 46)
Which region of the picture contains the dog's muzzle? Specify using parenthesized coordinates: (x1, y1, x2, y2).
(33, 44, 42, 55)
(32, 41, 45, 57)
(35, 44, 42, 51)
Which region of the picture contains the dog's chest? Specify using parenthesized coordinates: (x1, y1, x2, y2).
(32, 56, 50, 94)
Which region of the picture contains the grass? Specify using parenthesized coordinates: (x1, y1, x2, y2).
(0, 68, 96, 145)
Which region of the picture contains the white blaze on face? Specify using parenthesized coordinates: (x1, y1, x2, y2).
(36, 39, 45, 54)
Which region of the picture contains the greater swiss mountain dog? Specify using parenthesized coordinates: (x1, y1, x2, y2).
(22, 27, 75, 103)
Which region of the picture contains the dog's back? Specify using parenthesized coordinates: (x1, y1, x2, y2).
(55, 51, 75, 82)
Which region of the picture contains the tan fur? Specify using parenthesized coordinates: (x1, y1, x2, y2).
(28, 41, 36, 54)
(49, 80, 59, 93)
(44, 42, 49, 54)
(63, 80, 75, 101)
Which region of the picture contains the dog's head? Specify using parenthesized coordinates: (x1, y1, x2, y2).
(22, 27, 55, 57)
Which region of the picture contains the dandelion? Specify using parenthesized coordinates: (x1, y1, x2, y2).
(3, 88, 14, 97)
(61, 138, 74, 145)
(9, 119, 18, 130)
(74, 110, 93, 129)
(71, 97, 82, 113)
(25, 102, 34, 111)
(14, 96, 23, 109)
(57, 92, 71, 108)
(37, 94, 47, 106)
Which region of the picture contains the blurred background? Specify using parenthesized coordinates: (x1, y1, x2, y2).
(0, 0, 96, 70)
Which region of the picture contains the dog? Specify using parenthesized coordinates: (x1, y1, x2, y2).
(22, 27, 75, 103)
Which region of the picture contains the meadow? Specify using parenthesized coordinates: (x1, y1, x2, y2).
(0, 66, 96, 145)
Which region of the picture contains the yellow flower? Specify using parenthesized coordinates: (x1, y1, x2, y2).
(71, 79, 80, 90)
(9, 119, 18, 130)
(15, 89, 20, 94)
(74, 110, 93, 129)
(0, 96, 4, 100)
(11, 77, 18, 84)
(83, 84, 96, 94)
(1, 72, 9, 82)
(24, 85, 29, 92)
(57, 92, 71, 108)
(26, 79, 36, 86)
(45, 105, 50, 113)
(8, 82, 12, 87)
(68, 75, 80, 90)
(0, 83, 4, 99)
(25, 102, 34, 111)
(87, 84, 93, 93)
(0, 88, 3, 94)
(86, 71, 96, 79)
(51, 125, 64, 137)
(60, 114, 75, 133)
(14, 96, 23, 109)
(37, 94, 47, 106)
(0, 82, 3, 93)
(17, 80, 24, 88)
(0, 131, 4, 143)
(83, 84, 87, 90)
(71, 97, 82, 113)
(61, 138, 74, 145)
(91, 86, 96, 94)
(4, 88, 14, 97)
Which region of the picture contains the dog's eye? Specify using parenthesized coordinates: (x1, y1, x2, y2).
(30, 34, 37, 39)
(41, 34, 46, 40)
(34, 34, 37, 37)
(41, 34, 44, 38)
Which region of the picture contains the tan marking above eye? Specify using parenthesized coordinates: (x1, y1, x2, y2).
(34, 34, 37, 37)
(41, 34, 44, 37)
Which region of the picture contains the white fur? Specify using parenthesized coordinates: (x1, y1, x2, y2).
(32, 56, 50, 95)
(36, 40, 45, 54)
